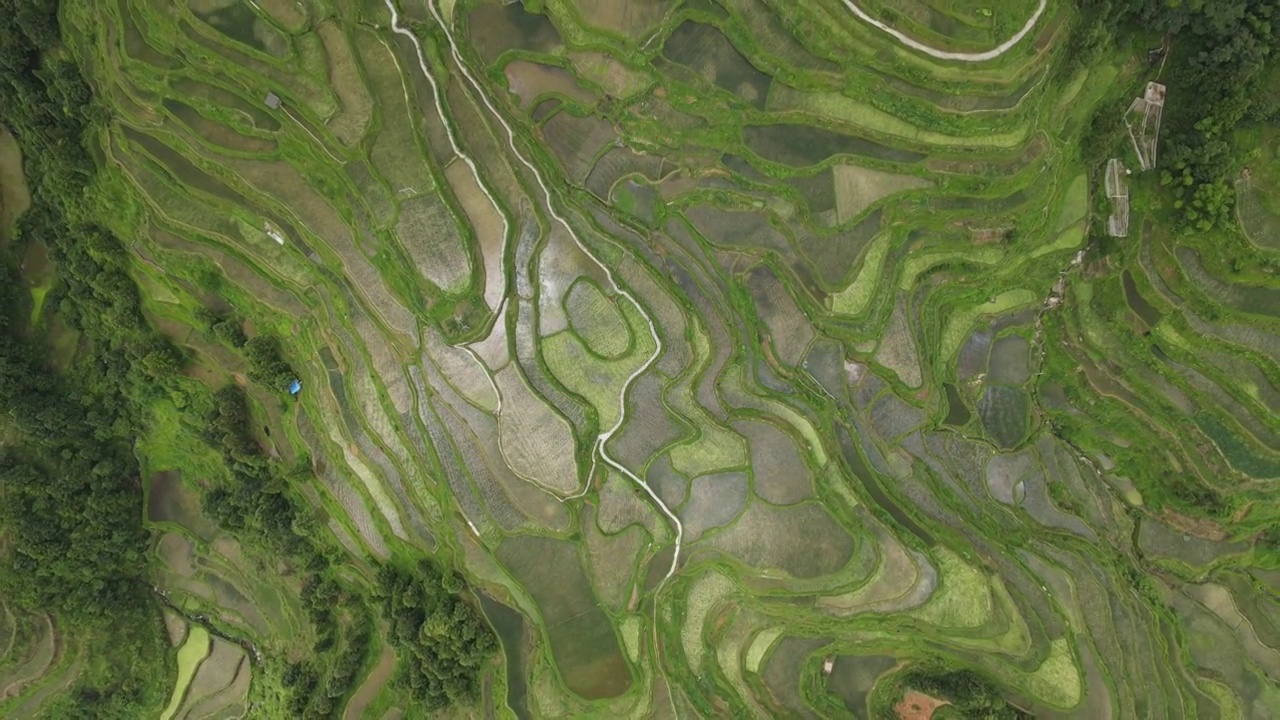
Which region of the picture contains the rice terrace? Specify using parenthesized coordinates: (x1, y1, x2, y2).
(1, 0, 1279, 718)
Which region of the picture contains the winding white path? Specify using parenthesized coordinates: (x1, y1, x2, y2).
(384, 0, 686, 587)
(382, 2, 510, 317)
(840, 0, 1047, 62)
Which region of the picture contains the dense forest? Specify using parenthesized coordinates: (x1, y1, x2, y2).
(1075, 0, 1279, 230)
(0, 0, 179, 714)
(375, 562, 498, 709)
(2, 0, 497, 715)
(0, 0, 170, 621)
(881, 665, 1032, 719)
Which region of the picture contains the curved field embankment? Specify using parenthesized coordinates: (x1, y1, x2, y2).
(840, 0, 1049, 61)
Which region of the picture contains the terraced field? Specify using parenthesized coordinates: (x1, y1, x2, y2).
(5, 0, 1278, 717)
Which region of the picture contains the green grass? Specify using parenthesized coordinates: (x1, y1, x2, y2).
(35, 0, 1280, 716)
(909, 548, 992, 628)
(160, 625, 209, 720)
(831, 232, 891, 316)
(939, 288, 1039, 361)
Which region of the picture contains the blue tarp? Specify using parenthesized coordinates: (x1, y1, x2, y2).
(288, 379, 302, 395)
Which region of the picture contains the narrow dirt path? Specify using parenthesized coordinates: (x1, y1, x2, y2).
(384, 0, 686, 587)
(840, 0, 1048, 61)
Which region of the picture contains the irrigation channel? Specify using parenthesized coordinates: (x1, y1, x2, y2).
(841, 0, 1048, 61)
(384, 0, 686, 585)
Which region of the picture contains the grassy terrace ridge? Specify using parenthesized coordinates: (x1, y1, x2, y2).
(0, 0, 1278, 717)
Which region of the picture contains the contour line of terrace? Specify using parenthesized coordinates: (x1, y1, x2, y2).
(384, 0, 686, 588)
(840, 0, 1048, 62)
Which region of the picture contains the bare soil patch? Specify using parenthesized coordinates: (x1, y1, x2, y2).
(895, 690, 949, 720)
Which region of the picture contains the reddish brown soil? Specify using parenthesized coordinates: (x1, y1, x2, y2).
(894, 691, 949, 720)
(1160, 508, 1227, 540)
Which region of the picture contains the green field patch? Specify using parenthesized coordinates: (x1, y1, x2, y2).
(680, 471, 750, 542)
(495, 536, 632, 700)
(939, 289, 1038, 361)
(160, 625, 210, 720)
(704, 501, 854, 579)
(1030, 222, 1085, 258)
(354, 28, 434, 196)
(831, 232, 891, 316)
(0, 129, 30, 241)
(668, 399, 748, 477)
(906, 245, 1003, 288)
(467, 1, 563, 64)
(544, 297, 654, 430)
(564, 278, 632, 359)
(503, 59, 597, 110)
(1052, 173, 1089, 232)
(826, 654, 897, 716)
(189, 0, 289, 56)
(494, 365, 582, 496)
(176, 636, 246, 718)
(393, 191, 472, 294)
(745, 626, 783, 673)
(909, 547, 992, 628)
(556, 0, 678, 39)
(583, 504, 646, 612)
(1010, 636, 1081, 708)
(318, 21, 374, 146)
(768, 83, 1030, 148)
(680, 569, 736, 672)
(662, 21, 771, 109)
(167, 77, 281, 133)
(744, 122, 926, 168)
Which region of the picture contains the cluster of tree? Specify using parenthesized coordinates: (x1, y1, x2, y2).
(0, 0, 177, 620)
(195, 306, 295, 390)
(1072, 0, 1279, 230)
(198, 385, 377, 718)
(195, 306, 248, 348)
(244, 334, 296, 390)
(281, 578, 374, 719)
(200, 385, 311, 556)
(374, 562, 497, 710)
(0, 267, 151, 618)
(1, 1, 181, 715)
(890, 664, 1030, 720)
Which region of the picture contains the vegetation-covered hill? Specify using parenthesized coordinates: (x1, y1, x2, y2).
(2, 0, 1278, 717)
